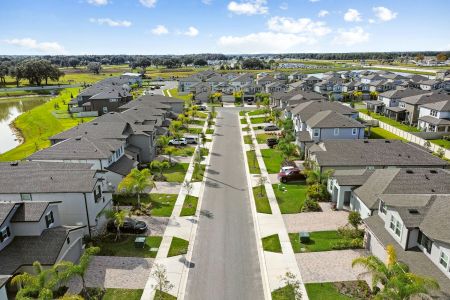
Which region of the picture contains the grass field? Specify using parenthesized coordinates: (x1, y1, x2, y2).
(289, 231, 359, 252)
(102, 288, 144, 300)
(305, 283, 354, 300)
(243, 135, 253, 144)
(261, 148, 299, 174)
(253, 185, 272, 214)
(180, 195, 199, 216)
(246, 150, 261, 174)
(113, 193, 177, 217)
(431, 139, 450, 150)
(358, 109, 420, 132)
(0, 88, 94, 161)
(151, 163, 189, 183)
(96, 235, 162, 258)
(272, 183, 307, 214)
(168, 237, 189, 257)
(262, 234, 282, 253)
(367, 127, 406, 141)
(192, 163, 206, 182)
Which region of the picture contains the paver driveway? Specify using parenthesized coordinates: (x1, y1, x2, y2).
(185, 108, 264, 300)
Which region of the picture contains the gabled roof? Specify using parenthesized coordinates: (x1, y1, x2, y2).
(379, 88, 430, 99)
(11, 201, 60, 223)
(306, 110, 364, 129)
(50, 120, 129, 141)
(0, 202, 16, 227)
(178, 75, 202, 82)
(420, 99, 450, 112)
(291, 100, 356, 119)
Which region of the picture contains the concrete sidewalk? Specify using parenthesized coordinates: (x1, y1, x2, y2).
(243, 112, 309, 298)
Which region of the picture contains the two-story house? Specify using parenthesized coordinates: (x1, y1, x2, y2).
(178, 75, 202, 94)
(418, 99, 450, 132)
(398, 92, 450, 125)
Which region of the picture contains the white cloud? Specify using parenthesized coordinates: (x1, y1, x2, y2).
(139, 0, 157, 8)
(227, 0, 268, 15)
(344, 8, 362, 22)
(309, 0, 320, 2)
(202, 0, 212, 4)
(267, 16, 331, 36)
(89, 18, 132, 27)
(373, 6, 397, 22)
(4, 38, 65, 54)
(368, 19, 375, 24)
(184, 26, 199, 37)
(318, 10, 329, 18)
(151, 25, 169, 35)
(87, 0, 108, 6)
(218, 32, 315, 53)
(280, 2, 288, 10)
(333, 27, 369, 46)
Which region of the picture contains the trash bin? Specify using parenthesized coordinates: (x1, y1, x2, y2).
(135, 236, 146, 248)
(299, 231, 310, 243)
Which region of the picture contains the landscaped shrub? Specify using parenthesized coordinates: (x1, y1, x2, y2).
(331, 237, 363, 250)
(301, 198, 321, 212)
(334, 281, 372, 299)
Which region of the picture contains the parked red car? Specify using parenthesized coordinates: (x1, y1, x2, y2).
(277, 168, 305, 183)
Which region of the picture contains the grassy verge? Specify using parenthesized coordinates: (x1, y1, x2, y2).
(256, 133, 272, 144)
(243, 135, 253, 144)
(248, 109, 268, 116)
(289, 231, 360, 252)
(154, 290, 177, 300)
(367, 127, 406, 141)
(102, 288, 144, 300)
(431, 139, 450, 150)
(240, 118, 248, 124)
(192, 163, 206, 182)
(272, 285, 297, 300)
(250, 116, 268, 124)
(358, 109, 420, 132)
(261, 148, 299, 174)
(187, 128, 203, 134)
(0, 88, 94, 161)
(272, 183, 307, 214)
(189, 119, 205, 126)
(151, 163, 189, 183)
(305, 283, 354, 300)
(246, 150, 261, 174)
(168, 88, 192, 103)
(262, 234, 282, 253)
(114, 193, 177, 217)
(95, 235, 162, 258)
(165, 146, 195, 157)
(206, 128, 214, 134)
(168, 237, 189, 257)
(253, 186, 272, 214)
(180, 195, 199, 216)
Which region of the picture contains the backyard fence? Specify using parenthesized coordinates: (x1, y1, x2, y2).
(359, 112, 450, 160)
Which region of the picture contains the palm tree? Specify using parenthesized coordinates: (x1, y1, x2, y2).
(169, 121, 182, 136)
(272, 109, 281, 123)
(118, 169, 156, 208)
(352, 245, 440, 299)
(156, 136, 170, 154)
(164, 146, 176, 164)
(178, 114, 189, 130)
(101, 209, 129, 241)
(150, 160, 170, 178)
(11, 261, 60, 300)
(305, 168, 333, 186)
(56, 247, 100, 298)
(277, 141, 297, 162)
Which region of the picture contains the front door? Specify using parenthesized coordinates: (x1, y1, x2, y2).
(344, 191, 351, 207)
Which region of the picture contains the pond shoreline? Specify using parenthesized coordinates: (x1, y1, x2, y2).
(8, 120, 24, 147)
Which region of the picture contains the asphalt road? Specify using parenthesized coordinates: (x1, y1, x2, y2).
(185, 108, 264, 300)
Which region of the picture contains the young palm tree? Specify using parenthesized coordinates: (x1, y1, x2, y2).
(11, 261, 60, 300)
(56, 247, 100, 298)
(352, 245, 440, 299)
(117, 168, 156, 208)
(101, 209, 129, 241)
(150, 160, 170, 178)
(277, 141, 297, 162)
(164, 146, 176, 164)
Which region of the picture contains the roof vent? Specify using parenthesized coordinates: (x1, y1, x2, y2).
(431, 189, 436, 193)
(93, 122, 98, 125)
(408, 209, 419, 214)
(363, 140, 369, 143)
(10, 161, 19, 166)
(430, 170, 438, 174)
(385, 140, 391, 143)
(406, 169, 414, 174)
(75, 137, 82, 141)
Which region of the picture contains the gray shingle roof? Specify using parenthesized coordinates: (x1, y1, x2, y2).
(312, 140, 448, 169)
(291, 101, 356, 120)
(379, 88, 429, 99)
(421, 99, 450, 112)
(0, 162, 98, 193)
(333, 169, 374, 186)
(0, 202, 16, 226)
(418, 115, 450, 126)
(420, 195, 450, 244)
(11, 202, 58, 223)
(50, 120, 129, 141)
(105, 155, 137, 176)
(306, 110, 364, 128)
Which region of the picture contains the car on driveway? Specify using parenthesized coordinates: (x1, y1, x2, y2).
(107, 218, 148, 234)
(169, 138, 187, 145)
(264, 124, 279, 131)
(278, 168, 305, 183)
(185, 136, 198, 144)
(266, 137, 278, 148)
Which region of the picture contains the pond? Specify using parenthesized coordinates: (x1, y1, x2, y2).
(0, 96, 50, 154)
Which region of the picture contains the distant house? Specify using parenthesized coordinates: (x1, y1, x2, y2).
(419, 79, 443, 91)
(0, 201, 86, 296)
(230, 73, 254, 90)
(190, 82, 212, 103)
(288, 72, 307, 82)
(378, 88, 431, 122)
(398, 92, 450, 125)
(256, 75, 277, 87)
(178, 75, 201, 94)
(265, 81, 288, 94)
(418, 99, 450, 132)
(308, 139, 448, 172)
(0, 161, 113, 236)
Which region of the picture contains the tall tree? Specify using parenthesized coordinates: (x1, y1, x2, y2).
(117, 168, 156, 208)
(87, 62, 102, 74)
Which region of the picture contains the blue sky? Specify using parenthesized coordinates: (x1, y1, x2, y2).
(1, 0, 449, 55)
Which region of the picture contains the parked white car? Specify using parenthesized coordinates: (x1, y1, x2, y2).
(168, 138, 187, 145)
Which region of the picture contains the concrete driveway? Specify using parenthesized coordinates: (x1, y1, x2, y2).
(283, 210, 350, 233)
(185, 108, 264, 300)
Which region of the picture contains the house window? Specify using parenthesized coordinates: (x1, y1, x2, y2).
(352, 128, 357, 135)
(380, 201, 387, 214)
(20, 193, 32, 201)
(418, 231, 433, 254)
(430, 110, 438, 117)
(45, 211, 55, 228)
(66, 236, 71, 244)
(439, 251, 449, 270)
(389, 215, 402, 237)
(0, 226, 11, 243)
(313, 129, 320, 137)
(334, 128, 339, 136)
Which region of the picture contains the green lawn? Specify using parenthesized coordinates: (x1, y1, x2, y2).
(165, 146, 195, 157)
(246, 150, 261, 174)
(95, 235, 162, 258)
(192, 163, 206, 182)
(240, 118, 248, 124)
(248, 109, 268, 116)
(256, 133, 272, 144)
(154, 290, 177, 300)
(206, 128, 214, 134)
(305, 283, 354, 300)
(358, 109, 420, 132)
(262, 234, 282, 253)
(272, 183, 307, 214)
(103, 289, 144, 300)
(0, 88, 94, 161)
(243, 135, 253, 144)
(168, 88, 192, 103)
(187, 128, 203, 134)
(239, 111, 247, 116)
(151, 163, 189, 183)
(367, 127, 406, 141)
(189, 119, 205, 126)
(431, 139, 450, 150)
(168, 237, 189, 257)
(261, 148, 299, 174)
(289, 231, 359, 253)
(180, 195, 198, 216)
(250, 116, 268, 124)
(253, 186, 272, 214)
(272, 285, 297, 300)
(113, 193, 177, 217)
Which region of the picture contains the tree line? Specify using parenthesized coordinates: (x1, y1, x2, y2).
(0, 59, 64, 86)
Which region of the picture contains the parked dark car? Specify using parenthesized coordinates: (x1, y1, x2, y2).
(277, 168, 305, 183)
(107, 218, 148, 234)
(266, 138, 278, 148)
(264, 124, 279, 131)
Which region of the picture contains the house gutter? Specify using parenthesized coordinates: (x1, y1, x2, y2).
(83, 193, 92, 237)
